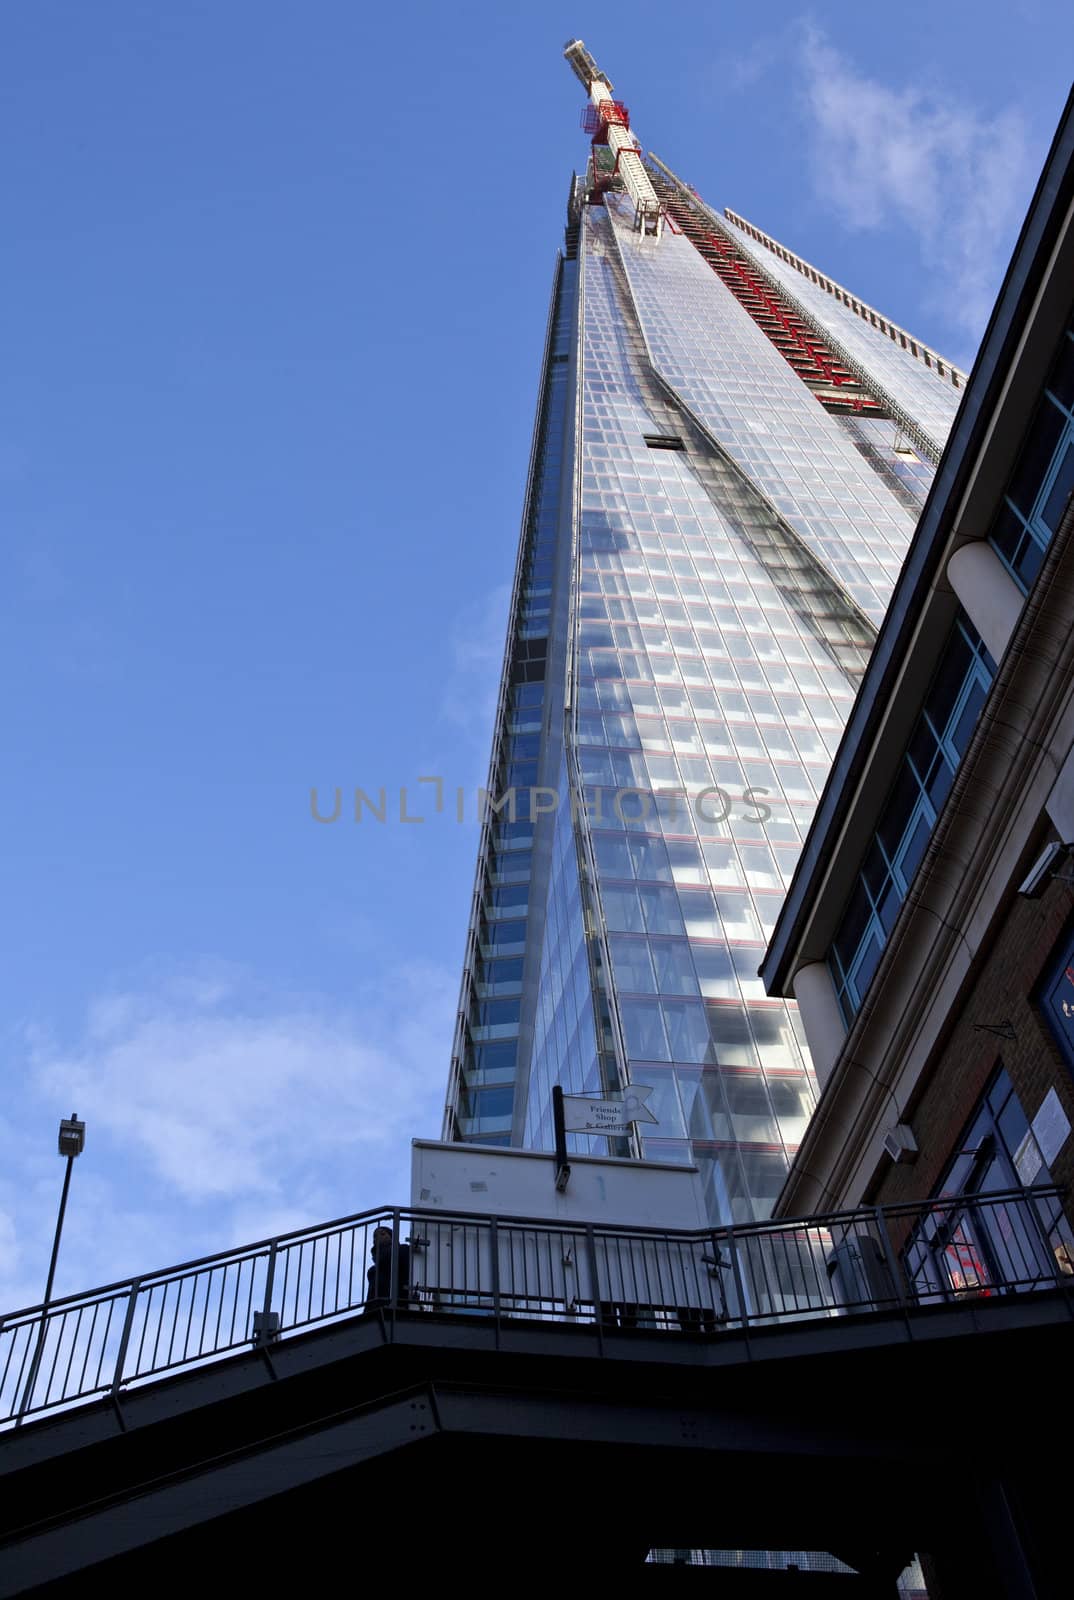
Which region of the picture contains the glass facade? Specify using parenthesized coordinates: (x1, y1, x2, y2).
(526, 753, 616, 1153)
(444, 248, 579, 1148)
(720, 213, 965, 455)
(836, 415, 935, 516)
(829, 616, 995, 1024)
(446, 159, 964, 1224)
(614, 202, 918, 624)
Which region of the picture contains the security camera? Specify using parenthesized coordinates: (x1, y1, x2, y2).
(1018, 840, 1069, 899)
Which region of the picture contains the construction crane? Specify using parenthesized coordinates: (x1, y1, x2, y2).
(563, 38, 662, 239)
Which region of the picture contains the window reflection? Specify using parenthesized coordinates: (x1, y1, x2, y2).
(829, 615, 994, 1022)
(990, 327, 1074, 590)
(904, 1068, 1074, 1300)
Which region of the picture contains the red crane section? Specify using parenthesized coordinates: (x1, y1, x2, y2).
(581, 101, 631, 140)
(652, 177, 886, 416)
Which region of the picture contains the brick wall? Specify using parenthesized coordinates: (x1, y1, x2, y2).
(868, 853, 1074, 1216)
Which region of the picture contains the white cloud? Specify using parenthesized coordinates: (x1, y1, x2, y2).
(31, 965, 453, 1206)
(799, 26, 1034, 347)
(724, 34, 784, 93)
(0, 962, 457, 1308)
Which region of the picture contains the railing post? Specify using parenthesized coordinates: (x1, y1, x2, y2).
(111, 1279, 142, 1395)
(257, 1241, 279, 1344)
(15, 1307, 51, 1427)
(873, 1206, 909, 1307)
(725, 1224, 749, 1337)
(389, 1211, 400, 1331)
(585, 1225, 603, 1353)
(489, 1218, 501, 1344)
(708, 1231, 728, 1324)
(1016, 1189, 1064, 1285)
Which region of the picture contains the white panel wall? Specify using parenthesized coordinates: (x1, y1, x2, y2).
(410, 1140, 708, 1229)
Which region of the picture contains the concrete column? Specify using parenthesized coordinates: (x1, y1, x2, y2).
(791, 961, 847, 1090)
(946, 540, 1025, 663)
(1046, 740, 1074, 841)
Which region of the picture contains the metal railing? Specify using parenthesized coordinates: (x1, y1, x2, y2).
(2, 1187, 1071, 1427)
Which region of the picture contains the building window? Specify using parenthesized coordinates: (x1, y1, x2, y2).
(989, 326, 1074, 591)
(1035, 917, 1074, 1073)
(482, 918, 527, 954)
(469, 996, 522, 1034)
(458, 1084, 515, 1135)
(904, 1068, 1073, 1300)
(829, 615, 995, 1023)
(464, 1040, 518, 1085)
(475, 956, 525, 994)
(643, 434, 685, 451)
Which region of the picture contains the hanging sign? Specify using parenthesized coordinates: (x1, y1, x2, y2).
(560, 1085, 658, 1135)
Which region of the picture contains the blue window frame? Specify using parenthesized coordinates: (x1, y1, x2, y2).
(989, 326, 1074, 591)
(829, 615, 995, 1023)
(904, 1068, 1073, 1301)
(1036, 917, 1074, 1074)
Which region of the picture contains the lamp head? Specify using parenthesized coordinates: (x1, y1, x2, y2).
(58, 1114, 85, 1158)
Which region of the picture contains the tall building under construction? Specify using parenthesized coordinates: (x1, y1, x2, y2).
(444, 39, 971, 1226)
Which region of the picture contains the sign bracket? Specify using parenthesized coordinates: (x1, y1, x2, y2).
(552, 1085, 571, 1192)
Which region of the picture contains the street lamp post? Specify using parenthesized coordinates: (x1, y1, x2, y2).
(17, 1113, 86, 1424)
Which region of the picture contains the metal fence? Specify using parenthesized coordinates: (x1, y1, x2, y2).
(2, 1186, 1071, 1427)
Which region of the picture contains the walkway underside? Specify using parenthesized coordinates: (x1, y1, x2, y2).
(1, 1295, 1071, 1595)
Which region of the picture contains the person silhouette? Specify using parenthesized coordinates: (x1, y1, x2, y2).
(366, 1225, 411, 1310)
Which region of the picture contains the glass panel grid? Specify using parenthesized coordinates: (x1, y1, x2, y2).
(608, 197, 920, 625)
(721, 213, 963, 451)
(568, 205, 880, 1221)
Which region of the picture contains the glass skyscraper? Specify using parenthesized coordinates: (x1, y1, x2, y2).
(443, 42, 965, 1227)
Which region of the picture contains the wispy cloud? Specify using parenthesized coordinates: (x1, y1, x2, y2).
(32, 965, 452, 1203)
(440, 582, 509, 754)
(798, 25, 1034, 351)
(723, 34, 784, 94)
(4, 961, 455, 1307)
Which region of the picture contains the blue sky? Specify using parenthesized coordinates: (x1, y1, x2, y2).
(1, 1, 1070, 1308)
